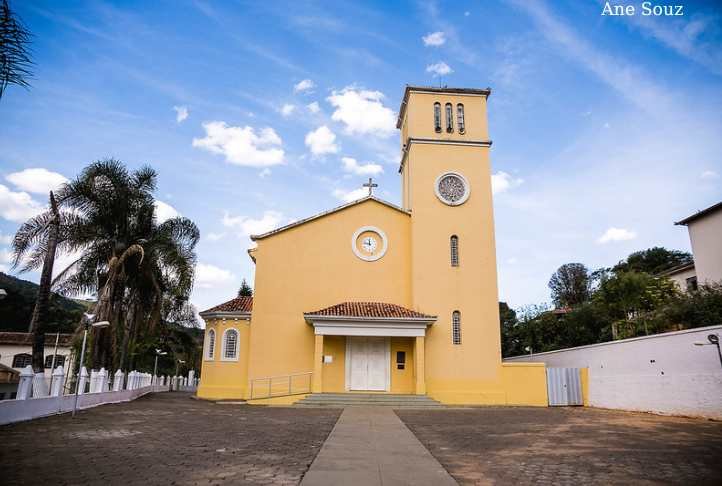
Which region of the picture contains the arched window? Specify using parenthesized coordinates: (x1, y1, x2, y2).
(222, 329, 239, 361)
(433, 102, 441, 132)
(452, 311, 462, 345)
(206, 329, 216, 360)
(44, 355, 66, 369)
(12, 353, 32, 368)
(450, 235, 459, 267)
(445, 103, 453, 132)
(457, 104, 465, 133)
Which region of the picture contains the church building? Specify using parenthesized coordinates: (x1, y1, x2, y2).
(197, 86, 547, 405)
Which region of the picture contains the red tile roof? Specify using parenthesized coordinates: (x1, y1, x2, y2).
(304, 301, 434, 319)
(0, 332, 74, 347)
(200, 296, 253, 315)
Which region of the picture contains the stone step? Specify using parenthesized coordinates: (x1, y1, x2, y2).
(294, 393, 444, 408)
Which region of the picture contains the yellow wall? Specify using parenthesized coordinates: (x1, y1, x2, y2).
(247, 199, 413, 399)
(322, 336, 346, 392)
(197, 318, 250, 400)
(580, 367, 590, 406)
(501, 363, 548, 406)
(390, 337, 415, 394)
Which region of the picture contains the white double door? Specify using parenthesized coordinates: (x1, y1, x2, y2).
(348, 337, 389, 391)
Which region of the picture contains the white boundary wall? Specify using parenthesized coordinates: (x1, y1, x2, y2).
(505, 325, 722, 420)
(0, 385, 169, 425)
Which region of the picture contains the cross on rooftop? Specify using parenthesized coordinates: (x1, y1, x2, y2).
(363, 177, 378, 196)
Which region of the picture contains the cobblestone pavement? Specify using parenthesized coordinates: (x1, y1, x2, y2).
(0, 393, 340, 485)
(397, 407, 722, 485)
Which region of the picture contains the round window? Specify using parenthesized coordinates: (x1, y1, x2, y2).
(435, 172, 470, 206)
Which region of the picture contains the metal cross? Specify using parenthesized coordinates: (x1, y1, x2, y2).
(363, 177, 378, 196)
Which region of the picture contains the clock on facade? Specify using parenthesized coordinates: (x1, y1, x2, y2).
(351, 226, 388, 261)
(435, 171, 470, 206)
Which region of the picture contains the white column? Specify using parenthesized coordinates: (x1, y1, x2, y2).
(16, 365, 33, 400)
(98, 368, 108, 392)
(188, 370, 195, 386)
(32, 370, 49, 398)
(113, 370, 124, 391)
(89, 370, 99, 393)
(51, 366, 65, 396)
(78, 366, 89, 395)
(128, 371, 136, 390)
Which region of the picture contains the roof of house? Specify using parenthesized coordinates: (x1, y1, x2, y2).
(304, 301, 436, 320)
(199, 296, 253, 318)
(0, 362, 20, 384)
(396, 85, 492, 128)
(675, 201, 722, 226)
(250, 196, 409, 241)
(0, 332, 74, 347)
(656, 261, 696, 277)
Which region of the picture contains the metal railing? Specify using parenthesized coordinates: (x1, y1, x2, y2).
(249, 371, 313, 400)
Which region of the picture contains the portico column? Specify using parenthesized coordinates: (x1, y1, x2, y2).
(415, 336, 426, 395)
(312, 334, 324, 393)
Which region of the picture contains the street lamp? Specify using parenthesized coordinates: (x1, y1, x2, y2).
(153, 348, 168, 382)
(693, 334, 722, 369)
(72, 316, 110, 417)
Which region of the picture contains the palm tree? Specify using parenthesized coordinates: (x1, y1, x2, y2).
(13, 159, 199, 370)
(0, 0, 33, 100)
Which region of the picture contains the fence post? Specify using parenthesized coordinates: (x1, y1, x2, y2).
(16, 365, 33, 400)
(78, 366, 89, 395)
(32, 370, 49, 398)
(98, 368, 108, 392)
(51, 365, 65, 397)
(113, 370, 124, 391)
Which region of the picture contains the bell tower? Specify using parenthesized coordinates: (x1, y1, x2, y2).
(397, 86, 503, 404)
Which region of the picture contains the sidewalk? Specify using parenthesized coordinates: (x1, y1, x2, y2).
(301, 406, 457, 486)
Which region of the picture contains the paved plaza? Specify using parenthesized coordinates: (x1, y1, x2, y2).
(2, 393, 722, 485)
(397, 407, 722, 485)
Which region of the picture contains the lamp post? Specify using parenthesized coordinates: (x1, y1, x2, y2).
(0, 288, 7, 300)
(694, 334, 722, 369)
(153, 349, 168, 383)
(72, 315, 110, 417)
(175, 359, 186, 391)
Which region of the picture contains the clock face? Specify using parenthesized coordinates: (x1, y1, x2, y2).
(351, 226, 388, 262)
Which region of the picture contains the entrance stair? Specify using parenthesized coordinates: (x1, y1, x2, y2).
(294, 393, 444, 408)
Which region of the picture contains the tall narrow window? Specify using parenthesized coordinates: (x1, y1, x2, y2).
(445, 103, 453, 132)
(206, 329, 216, 360)
(12, 353, 32, 368)
(223, 329, 239, 360)
(457, 104, 465, 133)
(450, 235, 459, 267)
(433, 102, 441, 132)
(452, 311, 462, 345)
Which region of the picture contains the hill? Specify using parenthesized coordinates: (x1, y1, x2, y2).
(0, 273, 86, 333)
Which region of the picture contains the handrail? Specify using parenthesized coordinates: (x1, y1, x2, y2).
(249, 371, 313, 400)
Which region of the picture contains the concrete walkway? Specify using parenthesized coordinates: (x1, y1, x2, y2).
(301, 407, 457, 486)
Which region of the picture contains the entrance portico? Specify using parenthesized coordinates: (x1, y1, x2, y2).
(304, 302, 436, 395)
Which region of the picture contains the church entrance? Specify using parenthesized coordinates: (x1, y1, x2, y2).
(347, 337, 389, 391)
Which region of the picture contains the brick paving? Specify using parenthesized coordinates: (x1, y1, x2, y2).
(397, 407, 722, 485)
(0, 392, 340, 485)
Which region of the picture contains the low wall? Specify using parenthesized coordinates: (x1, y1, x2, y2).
(505, 325, 722, 419)
(501, 362, 548, 406)
(0, 385, 169, 425)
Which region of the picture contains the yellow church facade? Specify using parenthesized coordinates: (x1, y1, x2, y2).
(197, 86, 547, 406)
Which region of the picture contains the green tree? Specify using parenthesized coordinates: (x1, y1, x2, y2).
(238, 278, 253, 297)
(548, 263, 591, 308)
(0, 0, 32, 99)
(499, 302, 520, 358)
(613, 247, 692, 275)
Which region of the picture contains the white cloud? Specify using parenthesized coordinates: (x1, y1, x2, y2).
(341, 157, 383, 176)
(597, 227, 637, 244)
(333, 187, 368, 203)
(155, 200, 179, 223)
(192, 121, 284, 167)
(206, 232, 225, 242)
(305, 126, 339, 156)
(426, 61, 453, 77)
(280, 104, 296, 117)
(0, 248, 13, 272)
(293, 79, 315, 93)
(195, 263, 235, 289)
(422, 31, 446, 46)
(0, 184, 43, 223)
(173, 105, 189, 123)
(491, 171, 524, 195)
(327, 87, 396, 138)
(222, 210, 283, 237)
(259, 168, 272, 178)
(701, 170, 719, 180)
(307, 101, 321, 114)
(0, 232, 11, 245)
(5, 168, 68, 195)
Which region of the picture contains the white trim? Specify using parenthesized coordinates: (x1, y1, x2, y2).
(351, 226, 388, 262)
(435, 171, 470, 206)
(345, 337, 390, 392)
(220, 328, 240, 362)
(311, 320, 430, 337)
(204, 328, 216, 361)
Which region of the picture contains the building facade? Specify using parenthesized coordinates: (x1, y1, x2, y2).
(197, 86, 546, 405)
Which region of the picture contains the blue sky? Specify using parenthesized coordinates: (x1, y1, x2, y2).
(1, 0, 721, 315)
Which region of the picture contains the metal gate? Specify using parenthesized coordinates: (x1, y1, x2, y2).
(546, 368, 583, 406)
